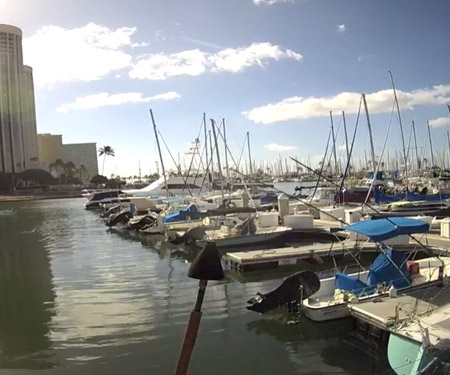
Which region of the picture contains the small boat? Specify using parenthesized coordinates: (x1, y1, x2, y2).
(388, 303, 450, 374)
(85, 190, 121, 209)
(0, 209, 16, 216)
(302, 218, 450, 322)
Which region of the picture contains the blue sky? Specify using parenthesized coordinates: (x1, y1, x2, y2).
(2, 0, 450, 176)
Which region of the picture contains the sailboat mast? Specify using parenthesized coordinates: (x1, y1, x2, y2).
(211, 119, 224, 201)
(329, 111, 338, 175)
(203, 112, 210, 190)
(447, 131, 450, 170)
(247, 132, 253, 176)
(388, 71, 408, 177)
(209, 130, 214, 186)
(412, 121, 420, 172)
(149, 109, 169, 197)
(342, 111, 350, 162)
(222, 118, 230, 186)
(427, 120, 435, 167)
(361, 94, 376, 171)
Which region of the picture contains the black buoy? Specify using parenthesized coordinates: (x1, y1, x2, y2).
(174, 242, 224, 375)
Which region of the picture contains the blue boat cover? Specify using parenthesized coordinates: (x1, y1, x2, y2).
(164, 204, 201, 223)
(335, 273, 375, 295)
(374, 186, 450, 204)
(335, 249, 410, 295)
(340, 217, 429, 242)
(368, 250, 410, 289)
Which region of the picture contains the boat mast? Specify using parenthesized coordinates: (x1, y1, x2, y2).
(203, 113, 210, 191)
(361, 94, 377, 172)
(426, 120, 435, 168)
(209, 130, 214, 187)
(329, 111, 338, 175)
(247, 132, 253, 176)
(411, 121, 420, 173)
(211, 120, 224, 201)
(388, 71, 408, 182)
(342, 111, 350, 163)
(222, 118, 230, 187)
(149, 109, 169, 198)
(447, 131, 450, 170)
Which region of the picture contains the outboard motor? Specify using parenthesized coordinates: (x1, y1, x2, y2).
(247, 271, 320, 315)
(106, 211, 133, 227)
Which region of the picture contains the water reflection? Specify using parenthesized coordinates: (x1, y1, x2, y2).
(0, 208, 56, 369)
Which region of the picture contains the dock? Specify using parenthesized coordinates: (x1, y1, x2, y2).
(225, 240, 377, 272)
(349, 295, 436, 330)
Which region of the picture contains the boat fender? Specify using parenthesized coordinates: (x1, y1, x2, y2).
(388, 285, 397, 298)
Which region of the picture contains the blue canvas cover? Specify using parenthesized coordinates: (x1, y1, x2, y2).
(368, 250, 410, 289)
(335, 273, 375, 295)
(340, 217, 429, 242)
(164, 204, 201, 223)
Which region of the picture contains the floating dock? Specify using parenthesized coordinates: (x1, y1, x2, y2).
(225, 240, 379, 272)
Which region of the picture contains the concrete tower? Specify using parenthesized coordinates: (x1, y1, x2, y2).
(0, 24, 38, 174)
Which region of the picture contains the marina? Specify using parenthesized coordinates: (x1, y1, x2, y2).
(2, 1, 450, 373)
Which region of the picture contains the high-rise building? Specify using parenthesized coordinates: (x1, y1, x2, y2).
(37, 134, 63, 165)
(0, 24, 38, 174)
(62, 143, 99, 180)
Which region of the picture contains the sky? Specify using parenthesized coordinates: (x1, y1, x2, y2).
(2, 0, 450, 177)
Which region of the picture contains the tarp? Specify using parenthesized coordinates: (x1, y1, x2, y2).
(164, 204, 202, 223)
(368, 250, 410, 289)
(339, 217, 429, 242)
(335, 273, 375, 295)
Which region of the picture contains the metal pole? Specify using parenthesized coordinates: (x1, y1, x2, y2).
(209, 130, 214, 187)
(388, 71, 408, 186)
(222, 119, 230, 187)
(361, 94, 376, 171)
(412, 121, 420, 172)
(247, 132, 253, 176)
(426, 120, 435, 168)
(447, 131, 450, 170)
(203, 113, 210, 191)
(342, 111, 350, 163)
(329, 111, 338, 175)
(211, 120, 224, 201)
(149, 109, 169, 198)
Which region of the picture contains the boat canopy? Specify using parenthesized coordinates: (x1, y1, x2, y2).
(334, 217, 429, 242)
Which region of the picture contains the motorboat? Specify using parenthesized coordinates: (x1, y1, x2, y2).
(85, 190, 121, 209)
(302, 218, 450, 322)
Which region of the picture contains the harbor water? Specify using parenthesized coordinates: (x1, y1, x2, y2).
(0, 196, 395, 374)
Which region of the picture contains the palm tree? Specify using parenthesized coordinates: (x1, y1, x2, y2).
(98, 146, 115, 176)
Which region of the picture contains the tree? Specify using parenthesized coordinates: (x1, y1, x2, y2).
(98, 146, 115, 175)
(90, 174, 108, 185)
(19, 169, 56, 185)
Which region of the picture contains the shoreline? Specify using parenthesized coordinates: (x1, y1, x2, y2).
(0, 194, 83, 203)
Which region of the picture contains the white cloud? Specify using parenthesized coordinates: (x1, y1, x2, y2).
(243, 84, 450, 125)
(253, 0, 302, 4)
(57, 91, 180, 113)
(131, 41, 149, 48)
(129, 42, 302, 80)
(337, 24, 346, 32)
(265, 143, 297, 151)
(429, 117, 450, 128)
(23, 23, 135, 88)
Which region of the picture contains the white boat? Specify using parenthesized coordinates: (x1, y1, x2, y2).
(302, 217, 450, 322)
(387, 303, 450, 374)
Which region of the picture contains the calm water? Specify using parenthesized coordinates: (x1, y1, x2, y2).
(0, 197, 394, 375)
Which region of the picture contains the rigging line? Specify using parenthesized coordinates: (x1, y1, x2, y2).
(363, 98, 396, 204)
(290, 156, 434, 256)
(236, 135, 248, 172)
(311, 130, 332, 205)
(157, 129, 193, 197)
(181, 118, 206, 193)
(230, 168, 349, 225)
(336, 96, 363, 205)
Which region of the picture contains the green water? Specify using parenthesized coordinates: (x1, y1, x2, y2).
(0, 198, 393, 374)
